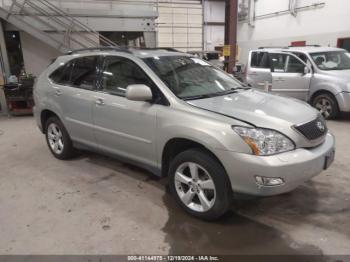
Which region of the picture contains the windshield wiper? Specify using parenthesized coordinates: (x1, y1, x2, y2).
(182, 94, 214, 101)
(182, 88, 240, 101)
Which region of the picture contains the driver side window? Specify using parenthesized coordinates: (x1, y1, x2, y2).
(271, 53, 305, 73)
(100, 56, 156, 97)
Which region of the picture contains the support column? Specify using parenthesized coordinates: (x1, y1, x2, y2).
(144, 31, 157, 48)
(0, 21, 10, 115)
(224, 0, 238, 73)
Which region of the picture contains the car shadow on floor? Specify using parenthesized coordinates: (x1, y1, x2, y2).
(80, 151, 328, 258)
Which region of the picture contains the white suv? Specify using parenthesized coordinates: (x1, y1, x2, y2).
(246, 46, 350, 119)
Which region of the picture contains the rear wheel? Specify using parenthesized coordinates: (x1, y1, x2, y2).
(45, 116, 76, 160)
(312, 93, 339, 119)
(169, 149, 232, 220)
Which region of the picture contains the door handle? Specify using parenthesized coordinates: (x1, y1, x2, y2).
(275, 78, 286, 82)
(95, 98, 105, 106)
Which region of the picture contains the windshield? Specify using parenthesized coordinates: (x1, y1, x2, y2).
(142, 56, 243, 100)
(310, 51, 350, 70)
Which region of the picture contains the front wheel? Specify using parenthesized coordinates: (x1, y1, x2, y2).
(169, 149, 232, 221)
(312, 93, 339, 119)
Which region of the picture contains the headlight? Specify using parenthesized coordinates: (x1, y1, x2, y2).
(232, 126, 295, 156)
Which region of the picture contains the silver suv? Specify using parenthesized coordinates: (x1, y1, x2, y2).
(34, 47, 335, 220)
(246, 46, 350, 119)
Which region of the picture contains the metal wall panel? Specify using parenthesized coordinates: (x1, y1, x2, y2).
(156, 0, 203, 51)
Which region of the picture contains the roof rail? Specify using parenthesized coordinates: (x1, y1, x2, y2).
(258, 46, 289, 49)
(288, 45, 321, 47)
(65, 46, 131, 55)
(131, 47, 182, 52)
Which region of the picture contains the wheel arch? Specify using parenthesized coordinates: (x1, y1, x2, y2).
(310, 89, 338, 104)
(161, 137, 227, 178)
(40, 109, 60, 134)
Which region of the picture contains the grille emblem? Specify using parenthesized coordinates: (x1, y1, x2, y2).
(316, 121, 325, 132)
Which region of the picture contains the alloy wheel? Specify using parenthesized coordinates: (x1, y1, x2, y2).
(315, 98, 332, 119)
(47, 123, 64, 155)
(174, 162, 216, 212)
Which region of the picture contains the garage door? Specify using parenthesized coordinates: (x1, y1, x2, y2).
(156, 0, 203, 52)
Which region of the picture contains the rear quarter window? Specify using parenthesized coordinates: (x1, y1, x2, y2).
(49, 61, 73, 85)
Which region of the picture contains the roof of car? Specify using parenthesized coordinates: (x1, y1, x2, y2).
(255, 46, 346, 54)
(64, 46, 190, 58)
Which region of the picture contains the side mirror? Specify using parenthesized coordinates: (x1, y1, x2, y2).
(126, 84, 153, 102)
(304, 66, 311, 75)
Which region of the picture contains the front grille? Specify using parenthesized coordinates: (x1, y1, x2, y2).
(294, 116, 328, 140)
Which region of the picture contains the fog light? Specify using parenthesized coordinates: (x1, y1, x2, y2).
(255, 176, 285, 186)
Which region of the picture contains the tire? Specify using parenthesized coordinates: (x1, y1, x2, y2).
(312, 93, 339, 120)
(168, 149, 232, 221)
(45, 116, 76, 160)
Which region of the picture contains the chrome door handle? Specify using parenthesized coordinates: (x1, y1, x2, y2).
(95, 98, 105, 106)
(275, 78, 286, 82)
(55, 89, 62, 96)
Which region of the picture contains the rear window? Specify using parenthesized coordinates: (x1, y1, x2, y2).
(250, 51, 270, 68)
(49, 56, 98, 90)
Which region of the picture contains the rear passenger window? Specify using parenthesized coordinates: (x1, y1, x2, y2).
(251, 52, 270, 68)
(101, 56, 156, 97)
(49, 61, 73, 85)
(70, 56, 98, 90)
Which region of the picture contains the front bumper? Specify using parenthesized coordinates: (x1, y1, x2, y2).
(215, 132, 335, 196)
(336, 91, 350, 112)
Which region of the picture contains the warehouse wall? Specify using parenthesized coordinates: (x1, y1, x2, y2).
(156, 0, 203, 51)
(20, 32, 61, 77)
(2, 0, 157, 77)
(238, 0, 350, 63)
(204, 0, 350, 64)
(203, 0, 225, 51)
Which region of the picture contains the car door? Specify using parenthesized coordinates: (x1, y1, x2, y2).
(246, 51, 272, 88)
(49, 55, 99, 147)
(269, 52, 312, 101)
(92, 55, 160, 167)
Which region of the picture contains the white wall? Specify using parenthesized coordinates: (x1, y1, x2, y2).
(204, 0, 350, 63)
(238, 0, 350, 63)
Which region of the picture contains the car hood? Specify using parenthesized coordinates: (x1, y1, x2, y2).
(322, 69, 350, 81)
(187, 89, 318, 131)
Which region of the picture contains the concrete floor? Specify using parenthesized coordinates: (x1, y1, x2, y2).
(0, 115, 350, 257)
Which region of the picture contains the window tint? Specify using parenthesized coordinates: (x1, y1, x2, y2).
(49, 61, 73, 85)
(292, 52, 308, 63)
(286, 55, 305, 73)
(101, 56, 156, 97)
(251, 52, 270, 68)
(270, 53, 287, 72)
(143, 56, 242, 99)
(310, 51, 350, 71)
(70, 56, 98, 90)
(270, 53, 304, 73)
